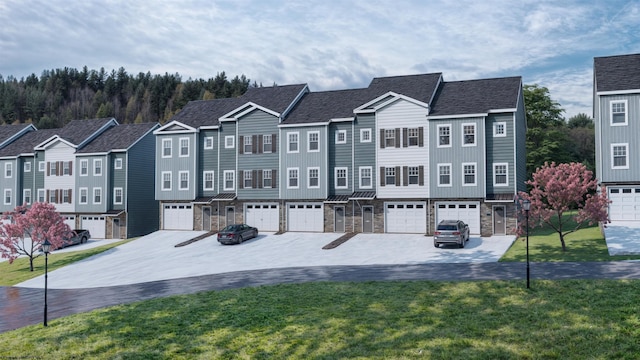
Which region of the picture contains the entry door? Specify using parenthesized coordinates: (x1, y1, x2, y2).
(494, 206, 506, 235)
(335, 206, 345, 232)
(112, 218, 120, 239)
(203, 207, 211, 231)
(363, 206, 373, 233)
(226, 206, 235, 226)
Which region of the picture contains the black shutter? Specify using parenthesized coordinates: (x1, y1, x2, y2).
(419, 166, 424, 186)
(272, 169, 277, 188)
(402, 128, 408, 147)
(252, 170, 257, 188)
(238, 136, 244, 154)
(252, 135, 257, 154)
(418, 127, 424, 147)
(403, 166, 408, 186)
(238, 170, 244, 189)
(258, 135, 263, 154)
(395, 128, 401, 148)
(380, 129, 385, 149)
(380, 167, 385, 186)
(272, 134, 277, 153)
(257, 169, 263, 188)
(395, 166, 401, 185)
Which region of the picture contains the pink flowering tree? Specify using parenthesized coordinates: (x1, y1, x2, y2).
(518, 162, 610, 252)
(0, 202, 72, 271)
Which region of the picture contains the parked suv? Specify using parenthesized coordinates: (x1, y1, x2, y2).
(434, 220, 470, 248)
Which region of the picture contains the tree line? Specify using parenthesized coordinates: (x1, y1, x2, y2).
(0, 66, 252, 128)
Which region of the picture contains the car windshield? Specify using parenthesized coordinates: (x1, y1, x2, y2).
(438, 224, 458, 231)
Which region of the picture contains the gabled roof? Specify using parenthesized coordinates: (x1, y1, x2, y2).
(242, 84, 308, 115)
(77, 123, 160, 153)
(0, 123, 36, 149)
(367, 73, 442, 103)
(57, 118, 118, 146)
(429, 76, 522, 117)
(0, 128, 58, 157)
(594, 53, 640, 93)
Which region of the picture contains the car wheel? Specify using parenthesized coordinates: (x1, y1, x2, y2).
(81, 236, 87, 244)
(238, 235, 243, 244)
(459, 239, 465, 248)
(434, 241, 439, 248)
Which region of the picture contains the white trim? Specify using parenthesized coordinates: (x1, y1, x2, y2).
(354, 91, 430, 113)
(597, 89, 640, 95)
(335, 130, 347, 144)
(287, 167, 299, 189)
(4, 163, 11, 178)
(38, 161, 45, 172)
(610, 100, 628, 126)
(93, 159, 103, 176)
(262, 134, 273, 153)
(428, 113, 488, 120)
(360, 128, 372, 143)
(243, 170, 252, 189)
(224, 136, 235, 149)
(461, 123, 477, 147)
(3, 189, 11, 205)
(307, 167, 320, 189)
(161, 171, 172, 191)
(307, 131, 320, 152)
(114, 158, 123, 169)
(37, 189, 45, 203)
(243, 135, 252, 154)
(223, 170, 235, 191)
(278, 121, 329, 128)
(437, 163, 452, 187)
(23, 189, 31, 205)
(330, 117, 355, 122)
(219, 102, 280, 121)
(335, 167, 348, 189)
(437, 124, 452, 148)
(203, 170, 215, 191)
(179, 137, 190, 157)
(493, 162, 509, 187)
(92, 187, 102, 205)
(162, 138, 172, 158)
(462, 162, 477, 186)
(79, 187, 88, 204)
(204, 136, 214, 150)
(178, 171, 189, 190)
(23, 161, 31, 172)
(611, 143, 629, 169)
(287, 132, 300, 153)
(153, 120, 198, 134)
(488, 108, 517, 113)
(113, 187, 123, 205)
(493, 122, 507, 137)
(80, 159, 88, 176)
(359, 166, 373, 189)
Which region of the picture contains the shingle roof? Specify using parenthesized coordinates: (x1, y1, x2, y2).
(58, 118, 116, 145)
(0, 123, 33, 147)
(0, 128, 58, 157)
(594, 53, 640, 92)
(429, 77, 522, 116)
(77, 123, 158, 153)
(242, 84, 307, 114)
(367, 73, 442, 103)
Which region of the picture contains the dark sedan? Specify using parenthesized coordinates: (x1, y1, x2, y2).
(217, 224, 258, 245)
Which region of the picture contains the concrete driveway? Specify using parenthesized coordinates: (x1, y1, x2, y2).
(603, 221, 640, 255)
(16, 231, 515, 289)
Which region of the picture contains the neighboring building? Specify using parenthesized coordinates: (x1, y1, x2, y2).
(594, 53, 640, 221)
(0, 123, 39, 213)
(157, 73, 525, 236)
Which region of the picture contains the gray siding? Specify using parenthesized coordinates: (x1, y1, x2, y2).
(280, 126, 328, 199)
(218, 122, 237, 193)
(485, 113, 515, 194)
(155, 133, 197, 200)
(429, 117, 485, 198)
(127, 131, 159, 237)
(0, 159, 17, 212)
(34, 151, 45, 198)
(328, 122, 353, 195)
(76, 155, 108, 213)
(198, 129, 218, 197)
(238, 109, 279, 200)
(514, 91, 527, 192)
(109, 153, 126, 211)
(354, 114, 376, 190)
(20, 157, 35, 204)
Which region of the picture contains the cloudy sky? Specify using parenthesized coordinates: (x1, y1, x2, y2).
(1, 0, 639, 118)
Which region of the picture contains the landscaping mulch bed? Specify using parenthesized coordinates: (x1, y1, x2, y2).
(174, 231, 217, 247)
(322, 232, 357, 250)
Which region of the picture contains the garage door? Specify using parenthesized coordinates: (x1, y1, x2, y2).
(163, 204, 194, 230)
(608, 187, 640, 221)
(385, 202, 427, 233)
(287, 203, 323, 232)
(436, 202, 481, 234)
(245, 203, 279, 232)
(81, 216, 106, 239)
(64, 215, 76, 230)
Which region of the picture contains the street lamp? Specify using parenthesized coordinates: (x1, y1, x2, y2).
(42, 239, 51, 327)
(522, 199, 531, 289)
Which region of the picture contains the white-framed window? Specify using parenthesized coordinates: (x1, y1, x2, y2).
(224, 170, 235, 190)
(179, 137, 189, 157)
(114, 187, 123, 205)
(287, 167, 299, 189)
(24, 162, 31, 172)
(384, 129, 395, 147)
(204, 137, 214, 149)
(244, 136, 252, 154)
(438, 164, 452, 187)
(611, 143, 629, 169)
(63, 161, 70, 175)
(23, 189, 31, 205)
(79, 188, 88, 204)
(359, 166, 372, 189)
(360, 128, 372, 143)
(494, 163, 509, 186)
(38, 161, 45, 172)
(4, 163, 12, 178)
(62, 189, 70, 203)
(80, 159, 88, 176)
(263, 169, 272, 188)
(203, 171, 214, 191)
(93, 187, 102, 204)
(37, 189, 45, 203)
(263, 135, 272, 153)
(493, 122, 506, 137)
(408, 128, 419, 147)
(308, 167, 320, 188)
(162, 138, 172, 158)
(408, 166, 419, 185)
(94, 159, 102, 176)
(244, 170, 252, 188)
(4, 189, 11, 205)
(114, 158, 123, 169)
(438, 124, 451, 147)
(179, 171, 189, 190)
(385, 167, 396, 186)
(335, 167, 348, 189)
(308, 131, 320, 152)
(287, 132, 299, 153)
(611, 100, 628, 125)
(49, 162, 57, 176)
(161, 171, 172, 191)
(336, 130, 347, 144)
(225, 136, 235, 149)
(462, 163, 477, 186)
(49, 189, 56, 203)
(462, 123, 476, 146)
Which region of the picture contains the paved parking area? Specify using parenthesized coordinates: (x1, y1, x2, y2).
(16, 231, 515, 289)
(603, 221, 640, 255)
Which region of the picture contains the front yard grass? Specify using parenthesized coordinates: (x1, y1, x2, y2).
(1, 279, 639, 359)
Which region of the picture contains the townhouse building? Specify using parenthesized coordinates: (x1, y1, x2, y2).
(157, 73, 526, 236)
(594, 53, 640, 221)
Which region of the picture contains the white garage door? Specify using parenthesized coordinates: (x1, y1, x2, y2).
(81, 216, 106, 239)
(287, 203, 324, 232)
(163, 204, 194, 230)
(245, 203, 279, 232)
(385, 202, 427, 233)
(608, 187, 640, 220)
(64, 215, 76, 230)
(436, 202, 481, 234)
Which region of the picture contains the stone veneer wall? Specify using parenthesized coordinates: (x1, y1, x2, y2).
(105, 213, 126, 239)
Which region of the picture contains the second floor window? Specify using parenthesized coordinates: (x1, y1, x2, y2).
(408, 128, 419, 147)
(203, 171, 214, 191)
(162, 172, 171, 191)
(612, 144, 628, 168)
(4, 163, 11, 178)
(93, 188, 102, 204)
(179, 171, 189, 190)
(263, 135, 273, 153)
(23, 189, 31, 205)
(611, 101, 627, 125)
(94, 159, 102, 176)
(288, 133, 299, 153)
(244, 171, 252, 188)
(308, 167, 319, 188)
(288, 168, 299, 188)
(385, 167, 396, 186)
(463, 124, 476, 146)
(114, 188, 123, 204)
(224, 170, 235, 190)
(244, 136, 252, 154)
(494, 164, 508, 186)
(62, 189, 70, 203)
(360, 167, 372, 188)
(385, 129, 395, 147)
(438, 125, 451, 147)
(308, 132, 319, 152)
(463, 163, 477, 186)
(180, 138, 189, 156)
(263, 170, 272, 188)
(63, 162, 70, 175)
(80, 160, 88, 175)
(79, 188, 88, 204)
(4, 189, 11, 205)
(162, 139, 172, 157)
(335, 168, 347, 188)
(408, 166, 419, 185)
(50, 162, 57, 176)
(438, 164, 451, 186)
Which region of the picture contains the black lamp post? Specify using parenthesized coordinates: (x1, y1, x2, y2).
(42, 239, 51, 327)
(522, 199, 531, 289)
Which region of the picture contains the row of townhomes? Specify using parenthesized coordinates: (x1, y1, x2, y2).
(0, 118, 159, 239)
(155, 73, 527, 236)
(594, 53, 640, 221)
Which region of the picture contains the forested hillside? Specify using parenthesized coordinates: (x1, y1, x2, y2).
(0, 66, 252, 128)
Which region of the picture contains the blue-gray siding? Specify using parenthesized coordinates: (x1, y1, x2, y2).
(75, 155, 108, 213)
(328, 122, 353, 195)
(127, 131, 159, 237)
(354, 114, 376, 190)
(280, 126, 328, 199)
(238, 109, 279, 200)
(155, 133, 197, 200)
(485, 113, 515, 194)
(198, 129, 219, 197)
(218, 122, 237, 193)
